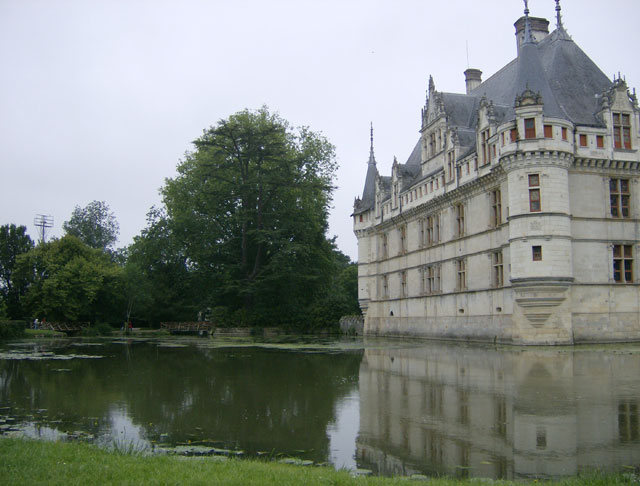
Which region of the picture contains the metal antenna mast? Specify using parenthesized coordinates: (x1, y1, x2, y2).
(33, 214, 53, 244)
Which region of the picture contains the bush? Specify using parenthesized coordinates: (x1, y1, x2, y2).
(81, 323, 113, 337)
(0, 320, 27, 340)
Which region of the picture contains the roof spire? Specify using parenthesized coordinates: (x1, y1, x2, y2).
(522, 0, 534, 44)
(368, 122, 376, 166)
(555, 0, 563, 28)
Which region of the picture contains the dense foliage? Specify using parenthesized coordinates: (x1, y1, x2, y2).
(63, 200, 120, 251)
(15, 235, 124, 325)
(129, 107, 357, 329)
(0, 320, 27, 340)
(0, 224, 34, 319)
(0, 108, 359, 329)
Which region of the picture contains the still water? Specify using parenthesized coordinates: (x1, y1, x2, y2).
(1, 337, 639, 479)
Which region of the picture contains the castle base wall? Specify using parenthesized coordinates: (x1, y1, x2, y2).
(364, 286, 640, 345)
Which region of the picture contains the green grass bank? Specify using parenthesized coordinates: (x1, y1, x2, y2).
(0, 438, 635, 486)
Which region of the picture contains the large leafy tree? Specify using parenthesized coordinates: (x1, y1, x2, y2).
(0, 224, 34, 318)
(15, 235, 124, 323)
(63, 200, 120, 251)
(160, 107, 338, 326)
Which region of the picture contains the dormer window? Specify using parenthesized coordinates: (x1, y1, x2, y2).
(524, 118, 536, 139)
(481, 129, 491, 165)
(613, 113, 632, 149)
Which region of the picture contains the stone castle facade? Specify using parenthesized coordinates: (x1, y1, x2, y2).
(353, 4, 640, 345)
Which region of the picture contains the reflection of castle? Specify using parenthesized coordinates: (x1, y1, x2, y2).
(356, 341, 640, 479)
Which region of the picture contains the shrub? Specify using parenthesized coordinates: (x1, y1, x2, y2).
(0, 320, 27, 340)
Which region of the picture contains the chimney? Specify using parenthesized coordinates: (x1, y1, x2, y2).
(514, 16, 549, 55)
(464, 69, 482, 94)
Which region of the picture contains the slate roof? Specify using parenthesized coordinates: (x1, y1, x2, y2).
(355, 16, 614, 211)
(470, 25, 612, 126)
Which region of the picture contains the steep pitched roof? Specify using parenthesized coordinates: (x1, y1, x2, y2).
(471, 27, 612, 126)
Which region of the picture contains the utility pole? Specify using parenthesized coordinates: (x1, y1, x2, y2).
(33, 214, 53, 244)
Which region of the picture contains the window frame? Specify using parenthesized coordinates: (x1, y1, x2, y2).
(532, 245, 542, 261)
(491, 188, 502, 227)
(455, 203, 465, 238)
(610, 178, 631, 218)
(493, 250, 504, 287)
(524, 118, 536, 139)
(613, 244, 634, 283)
(613, 112, 632, 150)
(457, 258, 467, 291)
(529, 174, 541, 212)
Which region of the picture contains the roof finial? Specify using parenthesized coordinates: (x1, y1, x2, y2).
(368, 122, 376, 166)
(555, 0, 563, 27)
(523, 0, 533, 44)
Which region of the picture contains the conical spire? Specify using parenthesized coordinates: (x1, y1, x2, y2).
(357, 123, 379, 212)
(368, 122, 376, 166)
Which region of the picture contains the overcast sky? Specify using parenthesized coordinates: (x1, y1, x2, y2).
(1, 0, 639, 260)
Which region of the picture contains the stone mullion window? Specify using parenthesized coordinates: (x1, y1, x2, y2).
(493, 251, 504, 287)
(400, 271, 408, 297)
(455, 203, 465, 237)
(613, 244, 633, 283)
(491, 189, 502, 227)
(610, 178, 630, 218)
(528, 174, 541, 212)
(613, 113, 632, 149)
(457, 259, 467, 291)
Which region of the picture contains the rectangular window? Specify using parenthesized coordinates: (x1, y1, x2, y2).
(613, 244, 633, 283)
(457, 259, 467, 290)
(510, 128, 518, 143)
(491, 189, 502, 227)
(399, 225, 407, 255)
(562, 127, 568, 140)
(481, 129, 490, 165)
(455, 203, 465, 237)
(448, 151, 455, 180)
(579, 134, 588, 147)
(544, 124, 553, 138)
(618, 401, 639, 443)
(381, 233, 388, 259)
(529, 174, 541, 212)
(532, 245, 542, 261)
(524, 118, 536, 139)
(382, 274, 389, 298)
(423, 265, 441, 294)
(613, 112, 632, 149)
(610, 178, 630, 218)
(493, 251, 504, 287)
(597, 135, 604, 148)
(401, 271, 407, 297)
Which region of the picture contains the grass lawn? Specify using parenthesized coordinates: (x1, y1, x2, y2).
(0, 438, 635, 486)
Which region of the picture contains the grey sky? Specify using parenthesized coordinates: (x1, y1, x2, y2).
(1, 0, 638, 260)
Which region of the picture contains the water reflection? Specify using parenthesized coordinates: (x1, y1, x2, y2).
(357, 341, 640, 479)
(0, 340, 362, 465)
(1, 338, 639, 479)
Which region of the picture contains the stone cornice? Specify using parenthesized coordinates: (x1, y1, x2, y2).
(573, 157, 640, 173)
(372, 166, 506, 231)
(501, 150, 574, 172)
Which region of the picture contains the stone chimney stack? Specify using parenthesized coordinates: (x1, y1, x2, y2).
(514, 16, 550, 55)
(464, 68, 482, 94)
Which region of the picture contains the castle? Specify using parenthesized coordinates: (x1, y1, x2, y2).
(353, 2, 640, 345)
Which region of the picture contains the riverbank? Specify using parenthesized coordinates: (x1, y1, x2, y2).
(0, 438, 633, 485)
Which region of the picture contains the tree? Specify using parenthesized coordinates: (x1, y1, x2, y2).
(63, 200, 120, 251)
(15, 235, 124, 323)
(0, 224, 34, 318)
(159, 107, 338, 326)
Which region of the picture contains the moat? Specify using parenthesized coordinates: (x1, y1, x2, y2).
(1, 336, 639, 479)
